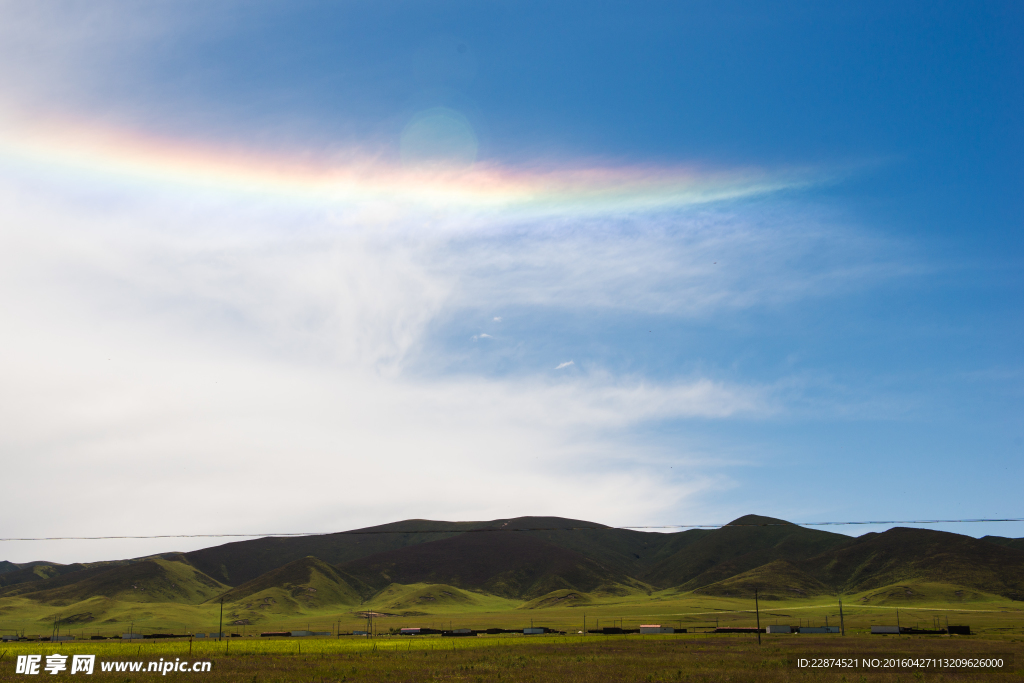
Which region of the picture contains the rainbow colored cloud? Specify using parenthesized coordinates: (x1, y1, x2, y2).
(0, 116, 811, 214)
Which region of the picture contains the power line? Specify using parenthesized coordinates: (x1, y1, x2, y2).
(1, 517, 1022, 542)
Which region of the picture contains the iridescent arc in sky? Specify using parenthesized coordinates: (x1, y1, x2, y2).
(0, 118, 808, 213)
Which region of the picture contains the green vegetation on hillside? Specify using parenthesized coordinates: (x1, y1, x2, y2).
(2, 515, 1022, 640)
(0, 559, 228, 605)
(643, 515, 852, 590)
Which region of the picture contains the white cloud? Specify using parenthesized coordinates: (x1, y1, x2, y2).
(0, 176, 786, 563)
(0, 5, 913, 563)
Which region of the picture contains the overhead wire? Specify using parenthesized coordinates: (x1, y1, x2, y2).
(2, 517, 1022, 541)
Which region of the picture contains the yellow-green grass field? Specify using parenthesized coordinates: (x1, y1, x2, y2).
(2, 581, 1021, 640)
(0, 632, 1022, 682)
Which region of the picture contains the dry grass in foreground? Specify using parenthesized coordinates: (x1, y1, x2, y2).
(1, 635, 1021, 682)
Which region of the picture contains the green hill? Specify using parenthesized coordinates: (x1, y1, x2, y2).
(0, 559, 228, 605)
(2, 516, 1022, 625)
(376, 583, 482, 611)
(0, 561, 19, 574)
(690, 559, 832, 600)
(217, 556, 366, 611)
(643, 515, 853, 590)
(520, 588, 595, 609)
(797, 527, 1024, 600)
(849, 580, 1010, 606)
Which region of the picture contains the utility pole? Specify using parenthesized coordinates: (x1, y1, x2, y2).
(839, 599, 845, 636)
(754, 588, 761, 646)
(219, 598, 224, 643)
(896, 608, 901, 635)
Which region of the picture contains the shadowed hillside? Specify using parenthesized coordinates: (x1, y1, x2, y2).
(0, 559, 228, 604)
(338, 530, 643, 599)
(485, 517, 711, 577)
(0, 563, 90, 590)
(797, 527, 1024, 600)
(983, 536, 1024, 553)
(644, 515, 853, 590)
(183, 519, 487, 586)
(180, 516, 680, 587)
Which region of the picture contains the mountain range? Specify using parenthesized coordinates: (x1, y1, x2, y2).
(2, 515, 1022, 619)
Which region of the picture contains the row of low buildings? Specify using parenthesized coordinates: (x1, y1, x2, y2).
(2, 624, 969, 642)
(870, 625, 970, 635)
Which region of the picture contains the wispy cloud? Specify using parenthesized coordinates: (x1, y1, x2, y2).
(555, 360, 575, 370)
(0, 157, 794, 562)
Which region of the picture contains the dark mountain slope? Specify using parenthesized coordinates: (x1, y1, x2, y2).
(0, 561, 18, 574)
(338, 530, 641, 599)
(644, 515, 853, 590)
(0, 563, 90, 590)
(983, 536, 1024, 553)
(1, 559, 228, 604)
(484, 517, 710, 576)
(797, 527, 1024, 600)
(183, 519, 484, 586)
(180, 515, 692, 587)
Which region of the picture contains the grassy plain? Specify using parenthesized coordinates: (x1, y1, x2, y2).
(2, 582, 1022, 639)
(0, 633, 1022, 682)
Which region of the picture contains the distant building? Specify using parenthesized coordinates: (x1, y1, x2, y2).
(766, 625, 792, 634)
(639, 625, 674, 634)
(871, 626, 900, 634)
(523, 628, 545, 635)
(798, 627, 839, 634)
(442, 629, 475, 637)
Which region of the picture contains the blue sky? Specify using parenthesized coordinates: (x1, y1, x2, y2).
(0, 1, 1021, 563)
